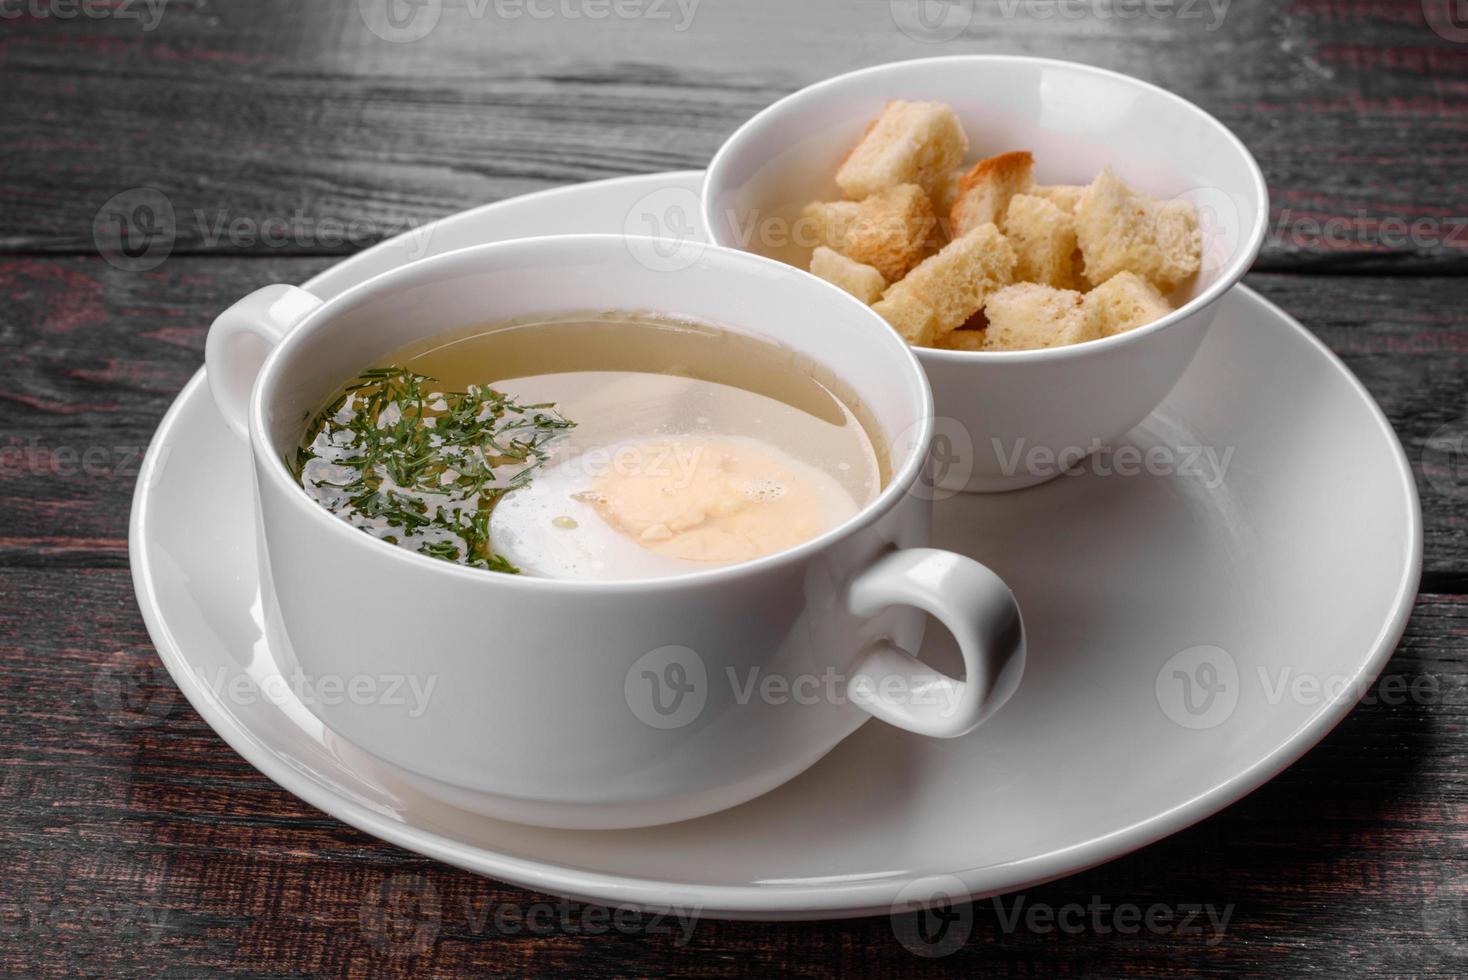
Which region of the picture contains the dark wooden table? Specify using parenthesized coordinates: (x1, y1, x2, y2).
(3, 1, 1466, 976)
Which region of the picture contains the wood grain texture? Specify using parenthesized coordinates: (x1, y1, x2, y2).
(1, 0, 1466, 976)
(0, 569, 1463, 978)
(3, 258, 1464, 573)
(1, 0, 1466, 269)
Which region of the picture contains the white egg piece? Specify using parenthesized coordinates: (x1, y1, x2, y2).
(490, 436, 861, 581)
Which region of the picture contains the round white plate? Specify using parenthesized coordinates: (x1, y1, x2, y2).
(131, 172, 1421, 921)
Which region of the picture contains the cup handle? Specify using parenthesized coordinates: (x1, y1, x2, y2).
(847, 548, 1025, 738)
(205, 284, 324, 439)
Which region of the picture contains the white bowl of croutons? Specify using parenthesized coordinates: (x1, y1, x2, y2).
(702, 56, 1268, 492)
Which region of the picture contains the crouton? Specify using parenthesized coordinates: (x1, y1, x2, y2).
(840, 184, 937, 282)
(984, 283, 1102, 351)
(810, 246, 888, 305)
(872, 290, 939, 347)
(938, 329, 988, 351)
(1075, 167, 1201, 292)
(934, 166, 969, 216)
(800, 200, 861, 251)
(1083, 271, 1172, 336)
(1002, 193, 1082, 289)
(949, 151, 1034, 238)
(882, 222, 1016, 338)
(1030, 184, 1086, 214)
(836, 101, 968, 202)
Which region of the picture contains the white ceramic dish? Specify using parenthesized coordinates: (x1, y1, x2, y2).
(203, 234, 1025, 829)
(703, 57, 1270, 492)
(132, 172, 1420, 920)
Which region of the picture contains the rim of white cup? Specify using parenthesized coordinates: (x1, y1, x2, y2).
(248, 233, 936, 593)
(702, 55, 1271, 363)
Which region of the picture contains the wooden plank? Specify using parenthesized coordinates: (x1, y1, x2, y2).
(0, 1, 1465, 269)
(0, 567, 1462, 977)
(1, 256, 1464, 572)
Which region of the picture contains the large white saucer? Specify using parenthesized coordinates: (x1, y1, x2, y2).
(130, 172, 1420, 921)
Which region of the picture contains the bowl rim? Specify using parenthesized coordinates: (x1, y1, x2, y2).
(246, 232, 937, 594)
(701, 54, 1271, 363)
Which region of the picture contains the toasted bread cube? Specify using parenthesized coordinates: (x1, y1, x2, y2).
(883, 222, 1016, 338)
(1030, 184, 1086, 214)
(836, 101, 968, 201)
(938, 329, 988, 351)
(1002, 193, 1081, 289)
(949, 151, 1034, 238)
(934, 166, 969, 217)
(984, 283, 1102, 351)
(872, 290, 939, 347)
(800, 200, 861, 251)
(1075, 167, 1202, 292)
(842, 184, 937, 282)
(810, 246, 888, 305)
(1083, 271, 1173, 336)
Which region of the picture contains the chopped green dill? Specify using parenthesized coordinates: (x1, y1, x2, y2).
(291, 365, 573, 574)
